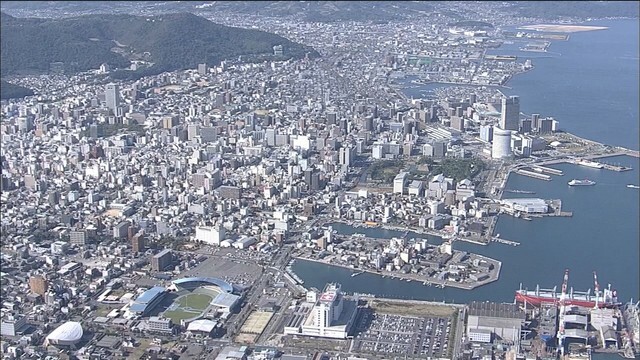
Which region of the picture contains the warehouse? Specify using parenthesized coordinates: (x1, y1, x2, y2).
(500, 198, 548, 214)
(466, 301, 526, 343)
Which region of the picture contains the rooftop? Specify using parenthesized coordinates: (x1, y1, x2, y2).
(468, 301, 525, 319)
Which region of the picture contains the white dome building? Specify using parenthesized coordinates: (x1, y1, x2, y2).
(45, 321, 83, 347)
(492, 127, 512, 159)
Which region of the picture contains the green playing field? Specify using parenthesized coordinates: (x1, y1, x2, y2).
(177, 293, 212, 310)
(162, 293, 213, 323)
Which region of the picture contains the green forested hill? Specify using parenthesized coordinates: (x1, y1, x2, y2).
(0, 12, 318, 77)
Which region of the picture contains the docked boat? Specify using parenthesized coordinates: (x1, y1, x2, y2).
(576, 159, 604, 169)
(568, 179, 596, 186)
(627, 184, 640, 189)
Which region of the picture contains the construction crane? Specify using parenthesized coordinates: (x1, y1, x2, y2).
(593, 271, 600, 309)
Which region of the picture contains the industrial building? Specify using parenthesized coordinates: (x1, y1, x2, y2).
(466, 301, 526, 343)
(500, 198, 549, 214)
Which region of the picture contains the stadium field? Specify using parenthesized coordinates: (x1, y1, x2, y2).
(162, 293, 214, 323)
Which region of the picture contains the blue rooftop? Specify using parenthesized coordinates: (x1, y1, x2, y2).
(135, 286, 166, 304)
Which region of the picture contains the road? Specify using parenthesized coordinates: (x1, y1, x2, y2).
(452, 306, 466, 360)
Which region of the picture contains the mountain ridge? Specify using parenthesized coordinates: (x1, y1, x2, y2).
(0, 11, 318, 78)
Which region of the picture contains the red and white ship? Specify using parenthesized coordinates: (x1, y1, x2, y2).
(515, 270, 621, 308)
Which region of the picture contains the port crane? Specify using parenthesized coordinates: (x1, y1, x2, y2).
(557, 269, 570, 356)
(594, 271, 600, 309)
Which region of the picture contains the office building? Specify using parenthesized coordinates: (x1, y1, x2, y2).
(105, 84, 120, 115)
(393, 172, 409, 194)
(113, 221, 130, 239)
(1, 314, 28, 337)
(500, 96, 520, 131)
(492, 127, 512, 159)
(531, 113, 540, 130)
(480, 124, 493, 142)
(148, 317, 173, 333)
(539, 117, 554, 134)
(151, 249, 172, 271)
(197, 63, 207, 75)
(339, 145, 353, 168)
(292, 283, 358, 339)
(519, 119, 532, 134)
(195, 225, 226, 245)
(69, 230, 89, 246)
(451, 116, 464, 131)
(423, 141, 447, 159)
(132, 235, 145, 253)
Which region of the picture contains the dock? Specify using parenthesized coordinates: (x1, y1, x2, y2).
(531, 165, 564, 176)
(491, 238, 520, 246)
(515, 169, 552, 181)
(599, 162, 633, 172)
(546, 199, 573, 217)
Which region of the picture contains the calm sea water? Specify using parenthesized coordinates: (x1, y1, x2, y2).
(293, 154, 639, 303)
(406, 19, 640, 150)
(293, 20, 640, 305)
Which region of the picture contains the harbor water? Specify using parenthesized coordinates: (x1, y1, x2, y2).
(292, 19, 640, 304)
(403, 19, 640, 151)
(292, 155, 639, 303)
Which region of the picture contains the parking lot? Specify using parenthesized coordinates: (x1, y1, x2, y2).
(352, 309, 453, 358)
(181, 252, 263, 287)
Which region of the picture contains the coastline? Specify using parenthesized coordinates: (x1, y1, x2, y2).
(322, 218, 492, 246)
(517, 24, 609, 33)
(293, 255, 502, 291)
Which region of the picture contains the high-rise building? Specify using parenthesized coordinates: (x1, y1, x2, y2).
(480, 125, 493, 142)
(197, 63, 207, 75)
(393, 172, 409, 194)
(423, 141, 447, 159)
(451, 116, 464, 131)
(105, 84, 120, 115)
(0, 314, 27, 337)
(69, 230, 89, 246)
(29, 275, 48, 296)
(195, 226, 226, 245)
(531, 114, 540, 131)
(295, 283, 358, 339)
(519, 119, 532, 134)
(500, 96, 520, 131)
(492, 127, 512, 159)
(539, 117, 554, 134)
(151, 249, 172, 271)
(132, 235, 145, 253)
(339, 146, 353, 168)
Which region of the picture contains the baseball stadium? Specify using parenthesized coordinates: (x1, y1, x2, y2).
(162, 277, 239, 325)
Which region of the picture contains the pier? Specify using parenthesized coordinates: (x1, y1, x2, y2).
(491, 238, 521, 246)
(515, 169, 552, 181)
(531, 165, 564, 176)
